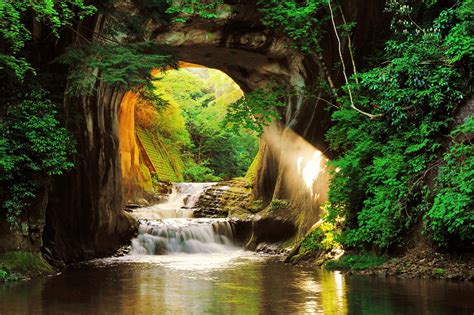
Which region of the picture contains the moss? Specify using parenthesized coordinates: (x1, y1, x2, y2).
(0, 251, 54, 281)
(268, 199, 290, 213)
(324, 253, 387, 271)
(139, 163, 153, 192)
(244, 152, 259, 183)
(248, 200, 263, 213)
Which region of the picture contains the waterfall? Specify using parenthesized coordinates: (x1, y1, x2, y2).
(130, 183, 238, 255)
(132, 183, 216, 220)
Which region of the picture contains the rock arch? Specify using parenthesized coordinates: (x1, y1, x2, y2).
(43, 0, 389, 262)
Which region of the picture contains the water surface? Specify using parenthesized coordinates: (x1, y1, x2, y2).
(0, 252, 473, 315)
(3, 184, 471, 314)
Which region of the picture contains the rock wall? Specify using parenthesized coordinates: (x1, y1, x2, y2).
(42, 42, 138, 262)
(0, 185, 48, 253)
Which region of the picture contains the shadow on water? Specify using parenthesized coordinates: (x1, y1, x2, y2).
(0, 255, 473, 314)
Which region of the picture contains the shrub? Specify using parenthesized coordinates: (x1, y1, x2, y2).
(269, 199, 290, 213)
(1, 89, 75, 224)
(324, 253, 388, 271)
(424, 117, 474, 247)
(300, 221, 340, 253)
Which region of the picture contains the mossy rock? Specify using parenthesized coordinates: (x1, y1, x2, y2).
(0, 251, 54, 281)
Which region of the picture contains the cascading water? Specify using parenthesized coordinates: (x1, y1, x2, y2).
(130, 183, 238, 255)
(131, 183, 215, 220)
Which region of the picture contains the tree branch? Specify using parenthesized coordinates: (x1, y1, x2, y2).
(328, 0, 383, 119)
(338, 6, 359, 84)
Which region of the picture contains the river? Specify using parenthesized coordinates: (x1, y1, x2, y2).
(1, 183, 472, 314)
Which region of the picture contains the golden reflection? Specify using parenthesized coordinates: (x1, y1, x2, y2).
(320, 270, 348, 315)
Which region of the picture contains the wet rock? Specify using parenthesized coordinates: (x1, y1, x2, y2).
(113, 245, 131, 257)
(193, 179, 253, 218)
(245, 216, 296, 251)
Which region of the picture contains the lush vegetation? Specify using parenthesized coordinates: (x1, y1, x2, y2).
(0, 2, 95, 224)
(225, 85, 287, 135)
(246, 0, 473, 258)
(1, 1, 180, 223)
(257, 0, 328, 53)
(325, 0, 472, 250)
(0, 0, 96, 79)
(299, 221, 339, 253)
(136, 68, 259, 182)
(1, 89, 75, 224)
(165, 0, 225, 22)
(324, 253, 388, 271)
(424, 118, 474, 247)
(1, 0, 472, 277)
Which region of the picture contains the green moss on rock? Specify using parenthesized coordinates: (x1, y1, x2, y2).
(0, 251, 54, 281)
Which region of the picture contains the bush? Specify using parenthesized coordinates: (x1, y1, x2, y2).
(182, 162, 221, 182)
(324, 253, 388, 271)
(300, 221, 339, 253)
(424, 117, 474, 247)
(0, 270, 8, 281)
(1, 89, 75, 224)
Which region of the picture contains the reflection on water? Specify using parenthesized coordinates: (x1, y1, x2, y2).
(0, 252, 473, 315)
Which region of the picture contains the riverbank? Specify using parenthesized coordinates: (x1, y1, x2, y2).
(301, 244, 474, 281)
(0, 251, 55, 282)
(348, 246, 474, 281)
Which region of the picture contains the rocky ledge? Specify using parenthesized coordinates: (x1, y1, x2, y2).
(193, 179, 254, 218)
(356, 246, 474, 281)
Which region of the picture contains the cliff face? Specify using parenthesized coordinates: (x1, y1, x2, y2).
(43, 82, 138, 263)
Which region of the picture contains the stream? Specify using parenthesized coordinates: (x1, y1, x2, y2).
(0, 183, 473, 314)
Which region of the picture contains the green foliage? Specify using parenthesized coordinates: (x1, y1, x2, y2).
(150, 68, 258, 181)
(439, 0, 474, 63)
(424, 117, 474, 247)
(0, 0, 96, 79)
(268, 199, 290, 213)
(165, 0, 225, 23)
(59, 42, 177, 97)
(225, 85, 287, 135)
(257, 0, 327, 53)
(0, 89, 74, 223)
(324, 253, 388, 271)
(325, 2, 472, 249)
(300, 221, 340, 254)
(0, 269, 8, 281)
(0, 251, 53, 281)
(245, 152, 260, 183)
(182, 162, 221, 182)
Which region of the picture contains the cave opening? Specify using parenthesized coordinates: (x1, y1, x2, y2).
(119, 63, 259, 201)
